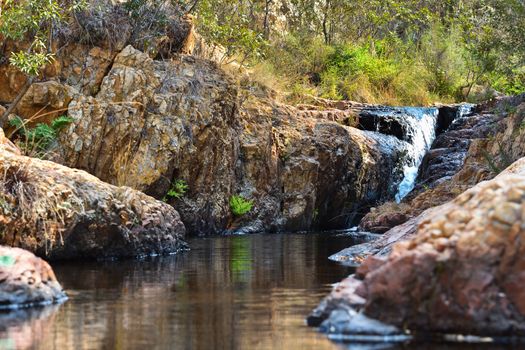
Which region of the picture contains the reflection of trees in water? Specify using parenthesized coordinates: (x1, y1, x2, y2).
(35, 234, 353, 350)
(0, 305, 61, 350)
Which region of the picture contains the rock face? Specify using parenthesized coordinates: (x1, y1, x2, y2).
(0, 129, 186, 259)
(311, 157, 525, 338)
(33, 45, 407, 235)
(0, 4, 417, 235)
(0, 246, 65, 308)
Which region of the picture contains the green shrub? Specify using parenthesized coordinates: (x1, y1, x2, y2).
(229, 195, 253, 217)
(9, 115, 74, 157)
(165, 179, 189, 200)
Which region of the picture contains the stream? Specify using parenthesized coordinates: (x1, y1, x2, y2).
(0, 233, 514, 350)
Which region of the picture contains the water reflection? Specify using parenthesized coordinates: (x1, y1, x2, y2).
(0, 306, 60, 350)
(1, 233, 516, 350)
(16, 233, 356, 350)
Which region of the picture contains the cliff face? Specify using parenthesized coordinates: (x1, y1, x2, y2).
(50, 46, 406, 234)
(1, 13, 411, 235)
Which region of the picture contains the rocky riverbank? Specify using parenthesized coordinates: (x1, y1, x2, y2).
(310, 156, 525, 339)
(310, 96, 525, 340)
(0, 10, 421, 236)
(0, 129, 186, 260)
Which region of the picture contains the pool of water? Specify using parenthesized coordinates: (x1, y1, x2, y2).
(0, 233, 517, 350)
(0, 233, 359, 350)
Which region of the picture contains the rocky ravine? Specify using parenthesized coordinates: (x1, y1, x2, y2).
(309, 156, 525, 338)
(50, 45, 412, 234)
(337, 96, 525, 264)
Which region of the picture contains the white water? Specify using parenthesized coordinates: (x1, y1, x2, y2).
(394, 107, 439, 202)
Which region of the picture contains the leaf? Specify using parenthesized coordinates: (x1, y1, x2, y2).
(0, 255, 15, 268)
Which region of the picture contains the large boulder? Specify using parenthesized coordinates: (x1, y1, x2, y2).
(0, 246, 65, 308)
(48, 45, 408, 234)
(0, 129, 186, 260)
(311, 157, 525, 338)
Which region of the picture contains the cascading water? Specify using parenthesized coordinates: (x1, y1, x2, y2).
(393, 108, 438, 202)
(357, 107, 439, 202)
(357, 104, 476, 204)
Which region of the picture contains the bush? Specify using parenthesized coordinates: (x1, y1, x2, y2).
(165, 179, 189, 200)
(229, 195, 253, 217)
(9, 115, 73, 157)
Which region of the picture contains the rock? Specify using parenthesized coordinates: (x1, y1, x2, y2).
(0, 246, 65, 309)
(312, 157, 525, 337)
(356, 107, 439, 143)
(49, 45, 408, 234)
(0, 130, 186, 259)
(0, 128, 21, 155)
(358, 203, 409, 234)
(14, 81, 78, 122)
(357, 99, 518, 236)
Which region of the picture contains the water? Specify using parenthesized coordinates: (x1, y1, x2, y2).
(0, 233, 357, 350)
(357, 107, 439, 203)
(0, 233, 517, 350)
(392, 108, 438, 202)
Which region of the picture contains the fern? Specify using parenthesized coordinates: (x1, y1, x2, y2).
(8, 115, 73, 156)
(165, 180, 189, 200)
(51, 115, 74, 130)
(230, 195, 253, 216)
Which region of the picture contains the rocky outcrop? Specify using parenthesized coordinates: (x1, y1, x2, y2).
(310, 157, 525, 338)
(23, 45, 406, 235)
(0, 129, 186, 259)
(0, 246, 65, 309)
(357, 98, 523, 237)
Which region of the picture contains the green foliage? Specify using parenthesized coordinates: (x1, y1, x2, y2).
(0, 255, 15, 268)
(165, 180, 189, 200)
(0, 0, 86, 77)
(196, 1, 267, 66)
(229, 195, 253, 217)
(191, 0, 525, 104)
(9, 115, 73, 156)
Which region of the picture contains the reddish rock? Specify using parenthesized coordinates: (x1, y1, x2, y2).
(311, 157, 525, 337)
(0, 246, 65, 308)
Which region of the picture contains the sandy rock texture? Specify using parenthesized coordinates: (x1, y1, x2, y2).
(0, 246, 65, 308)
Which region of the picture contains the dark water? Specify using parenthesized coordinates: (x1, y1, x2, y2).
(0, 233, 518, 350)
(0, 233, 356, 350)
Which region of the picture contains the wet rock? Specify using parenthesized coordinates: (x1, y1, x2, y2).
(0, 129, 186, 259)
(358, 204, 409, 234)
(357, 107, 438, 143)
(357, 101, 507, 235)
(313, 157, 525, 337)
(0, 246, 65, 309)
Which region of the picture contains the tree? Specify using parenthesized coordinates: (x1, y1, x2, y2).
(0, 0, 86, 126)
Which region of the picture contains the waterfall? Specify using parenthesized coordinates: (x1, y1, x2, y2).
(393, 108, 438, 202)
(357, 104, 475, 205)
(357, 107, 439, 202)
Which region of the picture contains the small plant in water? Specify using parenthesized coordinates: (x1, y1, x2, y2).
(165, 179, 189, 200)
(230, 195, 253, 216)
